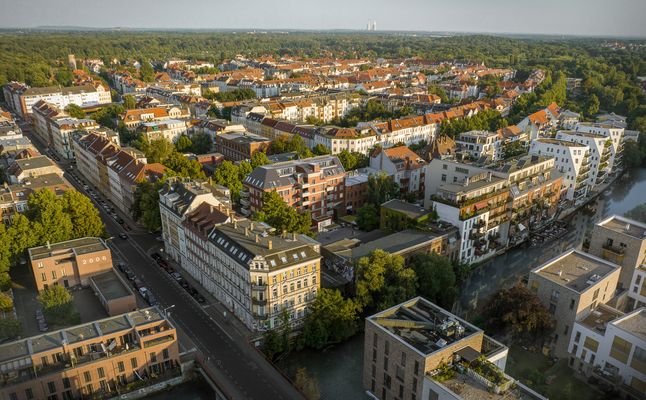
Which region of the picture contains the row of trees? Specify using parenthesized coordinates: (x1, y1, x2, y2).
(204, 88, 257, 102)
(333, 99, 414, 128)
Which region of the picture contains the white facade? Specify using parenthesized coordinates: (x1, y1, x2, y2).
(628, 266, 646, 310)
(455, 130, 504, 162)
(574, 123, 624, 175)
(555, 130, 613, 190)
(139, 119, 188, 143)
(21, 85, 110, 117)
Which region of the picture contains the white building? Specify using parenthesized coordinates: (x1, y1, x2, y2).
(455, 130, 504, 162)
(17, 84, 111, 118)
(529, 138, 591, 202)
(555, 130, 615, 190)
(574, 122, 624, 174)
(137, 119, 188, 143)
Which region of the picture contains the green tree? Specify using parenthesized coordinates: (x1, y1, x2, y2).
(301, 288, 358, 350)
(293, 368, 321, 400)
(123, 94, 136, 110)
(0, 318, 22, 339)
(367, 172, 399, 206)
(585, 94, 600, 118)
(269, 135, 313, 158)
(503, 141, 526, 159)
(356, 203, 379, 231)
(140, 138, 175, 164)
(253, 191, 311, 235)
(175, 135, 193, 153)
(38, 285, 79, 326)
(62, 190, 105, 239)
(0, 224, 12, 289)
(410, 253, 457, 309)
(27, 189, 74, 245)
(354, 250, 417, 311)
(263, 328, 284, 361)
(0, 291, 13, 311)
(312, 144, 331, 155)
(139, 60, 155, 82)
(165, 152, 206, 179)
(132, 180, 164, 231)
(189, 132, 213, 154)
(213, 161, 244, 202)
(337, 150, 358, 171)
(428, 85, 449, 103)
(65, 104, 86, 119)
(6, 214, 37, 265)
(250, 151, 271, 169)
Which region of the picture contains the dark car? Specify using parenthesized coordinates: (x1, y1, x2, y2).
(117, 218, 125, 225)
(124, 269, 136, 281)
(186, 286, 198, 296)
(145, 292, 159, 306)
(119, 233, 128, 240)
(151, 253, 162, 261)
(132, 278, 144, 290)
(195, 294, 206, 304)
(117, 263, 127, 272)
(165, 266, 175, 274)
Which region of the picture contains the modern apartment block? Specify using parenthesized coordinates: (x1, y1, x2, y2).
(529, 138, 591, 202)
(0, 307, 180, 400)
(363, 297, 545, 400)
(575, 122, 624, 172)
(27, 237, 113, 292)
(5, 83, 111, 118)
(425, 159, 510, 264)
(455, 130, 504, 162)
(242, 155, 345, 231)
(528, 249, 621, 357)
(588, 215, 646, 292)
(628, 265, 646, 310)
(159, 179, 231, 262)
(555, 130, 615, 189)
(369, 146, 427, 198)
(568, 307, 646, 399)
(215, 130, 271, 162)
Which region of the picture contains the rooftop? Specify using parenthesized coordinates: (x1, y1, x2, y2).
(90, 270, 133, 301)
(381, 199, 432, 220)
(13, 155, 57, 171)
(437, 372, 544, 400)
(349, 229, 448, 260)
(534, 138, 588, 148)
(532, 249, 619, 293)
(217, 131, 271, 144)
(597, 215, 646, 240)
(368, 297, 480, 356)
(578, 304, 624, 335)
(612, 308, 646, 342)
(28, 237, 108, 261)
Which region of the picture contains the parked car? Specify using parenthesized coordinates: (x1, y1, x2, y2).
(145, 292, 158, 306)
(170, 272, 182, 281)
(151, 253, 162, 261)
(124, 269, 136, 281)
(119, 233, 128, 240)
(165, 266, 175, 274)
(117, 263, 127, 272)
(186, 286, 197, 296)
(179, 280, 189, 289)
(117, 218, 125, 225)
(138, 287, 148, 298)
(194, 294, 206, 304)
(133, 278, 144, 290)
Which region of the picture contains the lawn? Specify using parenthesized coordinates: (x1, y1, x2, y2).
(506, 345, 606, 400)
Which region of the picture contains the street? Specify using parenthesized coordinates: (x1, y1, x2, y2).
(19, 120, 305, 400)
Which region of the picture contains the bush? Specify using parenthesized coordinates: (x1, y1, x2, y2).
(38, 286, 79, 326)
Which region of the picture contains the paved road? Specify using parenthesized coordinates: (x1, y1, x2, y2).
(19, 120, 304, 400)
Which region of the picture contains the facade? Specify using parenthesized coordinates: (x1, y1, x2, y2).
(363, 297, 521, 400)
(528, 249, 621, 357)
(158, 179, 231, 262)
(529, 138, 591, 202)
(215, 131, 271, 162)
(16, 84, 111, 118)
(137, 119, 188, 143)
(27, 237, 113, 292)
(343, 167, 379, 215)
(120, 107, 189, 131)
(0, 307, 180, 400)
(370, 146, 427, 198)
(555, 130, 615, 189)
(6, 155, 63, 184)
(628, 265, 646, 310)
(88, 270, 137, 316)
(242, 155, 345, 230)
(455, 130, 504, 162)
(588, 215, 646, 292)
(575, 123, 624, 173)
(568, 307, 646, 399)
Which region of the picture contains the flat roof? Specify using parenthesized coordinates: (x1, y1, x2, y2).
(368, 297, 480, 357)
(381, 199, 432, 219)
(217, 131, 271, 144)
(578, 304, 624, 335)
(90, 270, 133, 301)
(613, 308, 646, 342)
(532, 250, 619, 293)
(535, 138, 588, 148)
(28, 237, 107, 260)
(598, 215, 646, 240)
(14, 155, 56, 170)
(350, 230, 444, 260)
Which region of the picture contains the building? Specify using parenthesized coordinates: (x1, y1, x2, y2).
(88, 270, 137, 316)
(6, 155, 63, 184)
(574, 122, 624, 174)
(425, 159, 510, 264)
(137, 119, 188, 143)
(72, 132, 121, 195)
(568, 307, 646, 399)
(555, 130, 615, 189)
(529, 138, 591, 202)
(27, 237, 113, 292)
(363, 297, 546, 400)
(588, 215, 646, 292)
(455, 130, 504, 162)
(343, 167, 379, 215)
(2, 82, 30, 115)
(628, 264, 646, 311)
(158, 179, 231, 262)
(380, 199, 435, 232)
(120, 107, 189, 131)
(215, 131, 271, 162)
(14, 84, 111, 118)
(370, 146, 427, 198)
(528, 249, 621, 357)
(0, 173, 71, 224)
(242, 155, 345, 231)
(0, 307, 180, 400)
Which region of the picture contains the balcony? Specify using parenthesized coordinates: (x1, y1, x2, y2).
(240, 190, 250, 198)
(253, 313, 269, 321)
(239, 198, 250, 207)
(251, 283, 267, 290)
(602, 243, 625, 264)
(252, 297, 268, 306)
(240, 208, 251, 216)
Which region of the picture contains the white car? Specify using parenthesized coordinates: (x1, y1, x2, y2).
(138, 287, 148, 297)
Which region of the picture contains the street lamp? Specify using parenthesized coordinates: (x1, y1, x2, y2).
(163, 304, 175, 318)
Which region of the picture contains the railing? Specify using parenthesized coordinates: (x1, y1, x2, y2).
(252, 297, 268, 306)
(143, 334, 175, 348)
(602, 243, 625, 255)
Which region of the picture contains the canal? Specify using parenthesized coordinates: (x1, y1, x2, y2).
(281, 168, 646, 400)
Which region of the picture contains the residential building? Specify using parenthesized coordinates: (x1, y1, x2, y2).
(363, 297, 541, 400)
(588, 215, 646, 292)
(425, 159, 510, 264)
(137, 119, 188, 143)
(568, 307, 646, 399)
(344, 167, 379, 215)
(529, 138, 591, 202)
(215, 131, 271, 162)
(72, 132, 121, 195)
(13, 84, 111, 118)
(27, 237, 113, 292)
(242, 155, 345, 231)
(0, 173, 71, 224)
(0, 307, 180, 400)
(528, 249, 621, 357)
(628, 265, 646, 310)
(555, 130, 614, 189)
(2, 82, 30, 115)
(6, 155, 63, 184)
(370, 146, 427, 198)
(159, 179, 231, 262)
(574, 122, 624, 173)
(455, 130, 504, 162)
(517, 102, 561, 140)
(119, 107, 189, 131)
(380, 199, 435, 232)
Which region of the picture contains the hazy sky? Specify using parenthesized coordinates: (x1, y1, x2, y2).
(1, 0, 645, 37)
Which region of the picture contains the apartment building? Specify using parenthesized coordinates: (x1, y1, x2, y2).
(455, 130, 504, 162)
(72, 132, 121, 194)
(159, 179, 231, 262)
(425, 159, 510, 264)
(120, 106, 190, 131)
(528, 249, 621, 357)
(568, 307, 646, 398)
(137, 119, 188, 143)
(529, 138, 591, 202)
(628, 265, 646, 310)
(588, 215, 646, 292)
(0, 173, 70, 224)
(555, 130, 614, 189)
(0, 307, 180, 400)
(215, 131, 271, 162)
(6, 155, 63, 184)
(363, 297, 543, 400)
(370, 146, 427, 198)
(15, 84, 111, 118)
(575, 122, 624, 173)
(2, 82, 30, 115)
(242, 155, 345, 231)
(27, 237, 113, 292)
(344, 167, 380, 215)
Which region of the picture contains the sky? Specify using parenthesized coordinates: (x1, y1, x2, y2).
(1, 0, 645, 38)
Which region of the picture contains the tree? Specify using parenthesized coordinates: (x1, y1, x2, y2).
(6, 214, 37, 264)
(293, 368, 321, 400)
(0, 224, 12, 290)
(622, 140, 643, 168)
(0, 318, 22, 339)
(483, 284, 554, 341)
(0, 291, 12, 311)
(250, 151, 271, 169)
(253, 191, 311, 235)
(312, 144, 331, 155)
(428, 85, 449, 103)
(503, 141, 526, 159)
(140, 60, 155, 82)
(62, 190, 105, 239)
(27, 189, 74, 245)
(189, 132, 213, 154)
(269, 135, 313, 158)
(356, 203, 379, 231)
(367, 172, 399, 207)
(140, 138, 175, 164)
(55, 69, 73, 86)
(302, 288, 358, 349)
(213, 161, 244, 202)
(354, 250, 416, 311)
(38, 285, 79, 326)
(65, 104, 86, 119)
(410, 253, 457, 309)
(175, 135, 193, 153)
(123, 94, 136, 110)
(132, 180, 164, 231)
(585, 94, 600, 118)
(165, 152, 206, 179)
(263, 328, 284, 361)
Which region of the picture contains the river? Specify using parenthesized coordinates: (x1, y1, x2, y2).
(280, 167, 646, 400)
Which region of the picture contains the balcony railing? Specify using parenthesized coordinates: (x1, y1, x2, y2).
(252, 297, 268, 306)
(602, 243, 625, 255)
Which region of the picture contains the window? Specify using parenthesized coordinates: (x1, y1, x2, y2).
(41, 272, 47, 282)
(383, 373, 392, 389)
(610, 336, 632, 364)
(63, 377, 71, 389)
(84, 371, 92, 383)
(385, 340, 390, 355)
(150, 352, 157, 362)
(574, 331, 581, 343)
(384, 356, 389, 371)
(584, 337, 599, 352)
(25, 388, 34, 400)
(399, 384, 404, 398)
(131, 357, 138, 369)
(414, 360, 419, 375)
(592, 288, 599, 300)
(441, 174, 447, 182)
(401, 352, 406, 366)
(373, 333, 378, 347)
(564, 325, 569, 335)
(631, 346, 646, 373)
(372, 348, 377, 362)
(371, 364, 376, 378)
(163, 349, 169, 359)
(51, 270, 57, 280)
(9, 394, 17, 400)
(117, 361, 125, 373)
(569, 298, 575, 310)
(97, 367, 105, 379)
(47, 381, 56, 394)
(396, 365, 405, 382)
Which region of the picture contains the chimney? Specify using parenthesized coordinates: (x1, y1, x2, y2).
(292, 232, 297, 241)
(233, 220, 237, 229)
(244, 227, 249, 236)
(255, 234, 259, 243)
(250, 222, 254, 230)
(267, 240, 272, 250)
(46, 241, 51, 250)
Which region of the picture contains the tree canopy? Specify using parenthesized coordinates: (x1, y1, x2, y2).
(253, 191, 311, 235)
(301, 288, 359, 349)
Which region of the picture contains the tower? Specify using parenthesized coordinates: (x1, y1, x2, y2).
(68, 54, 77, 70)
